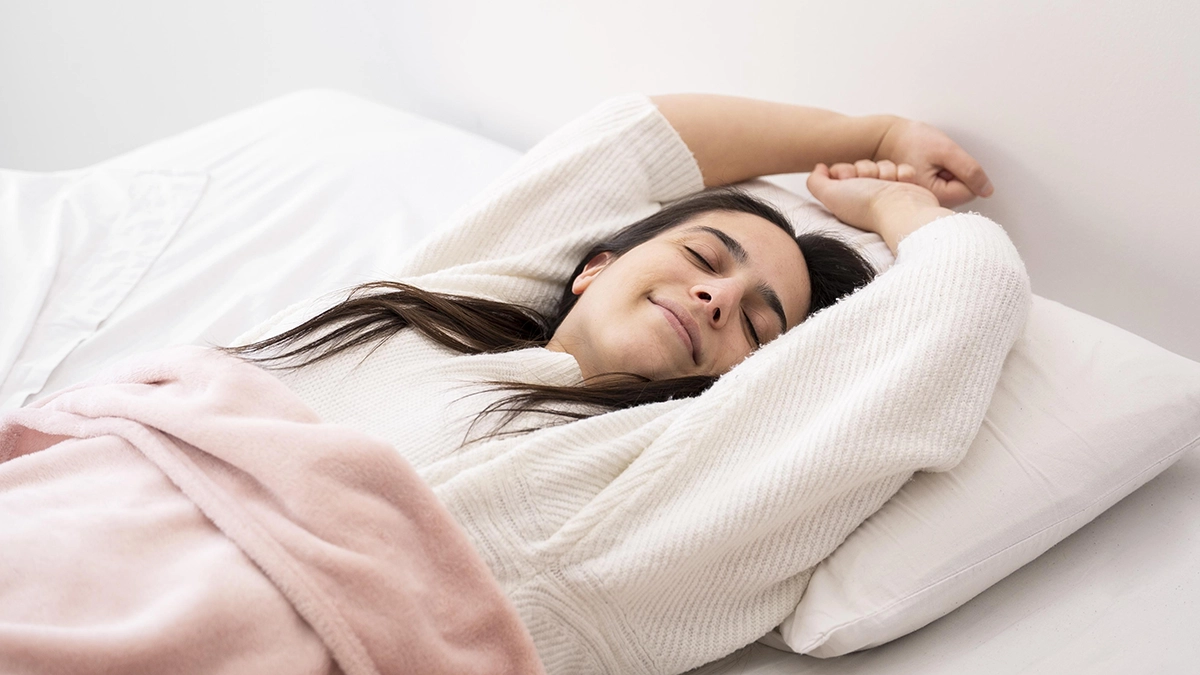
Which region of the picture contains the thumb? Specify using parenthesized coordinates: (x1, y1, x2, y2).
(940, 147, 994, 198)
(931, 179, 977, 208)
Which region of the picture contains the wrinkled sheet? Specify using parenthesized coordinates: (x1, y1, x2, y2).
(0, 89, 522, 410)
(0, 345, 544, 675)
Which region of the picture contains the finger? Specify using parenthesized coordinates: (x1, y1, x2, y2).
(854, 159, 879, 178)
(896, 163, 917, 183)
(876, 160, 897, 181)
(940, 147, 994, 197)
(829, 163, 857, 179)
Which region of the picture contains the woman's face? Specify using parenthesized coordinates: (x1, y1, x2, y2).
(548, 210, 811, 381)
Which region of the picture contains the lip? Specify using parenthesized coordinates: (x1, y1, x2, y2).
(651, 297, 701, 364)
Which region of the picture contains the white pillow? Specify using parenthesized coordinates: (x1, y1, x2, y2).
(740, 177, 897, 274)
(740, 177, 1200, 657)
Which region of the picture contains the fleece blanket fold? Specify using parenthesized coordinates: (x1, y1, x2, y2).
(0, 346, 544, 675)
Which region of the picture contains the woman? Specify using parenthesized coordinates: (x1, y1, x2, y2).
(226, 94, 1029, 673)
(234, 93, 992, 421)
(0, 93, 1030, 675)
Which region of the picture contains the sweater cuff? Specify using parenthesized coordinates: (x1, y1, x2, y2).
(896, 212, 1024, 268)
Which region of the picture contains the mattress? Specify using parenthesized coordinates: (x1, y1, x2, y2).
(3, 90, 1197, 674)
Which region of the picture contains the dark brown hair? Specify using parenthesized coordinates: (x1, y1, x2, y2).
(225, 188, 877, 434)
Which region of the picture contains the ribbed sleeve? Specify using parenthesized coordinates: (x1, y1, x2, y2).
(387, 95, 705, 314)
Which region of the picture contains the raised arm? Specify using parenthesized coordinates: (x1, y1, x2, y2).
(650, 93, 993, 207)
(650, 94, 894, 187)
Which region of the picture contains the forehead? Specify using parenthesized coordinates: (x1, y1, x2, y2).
(664, 210, 811, 327)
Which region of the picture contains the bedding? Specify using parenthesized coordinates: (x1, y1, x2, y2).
(0, 345, 543, 675)
(2, 89, 1198, 674)
(0, 89, 521, 411)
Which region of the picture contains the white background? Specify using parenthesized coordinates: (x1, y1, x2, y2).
(2, 0, 1197, 360)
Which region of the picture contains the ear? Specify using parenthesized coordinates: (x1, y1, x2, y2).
(570, 251, 614, 295)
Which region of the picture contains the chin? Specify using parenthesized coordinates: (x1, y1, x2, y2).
(591, 322, 688, 380)
(597, 350, 674, 381)
(623, 356, 690, 381)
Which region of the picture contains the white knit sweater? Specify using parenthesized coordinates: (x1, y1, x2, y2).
(238, 95, 1032, 675)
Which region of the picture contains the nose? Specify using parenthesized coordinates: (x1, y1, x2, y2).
(692, 280, 743, 327)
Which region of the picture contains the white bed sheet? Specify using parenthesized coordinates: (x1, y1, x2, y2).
(0, 89, 522, 409)
(3, 90, 1197, 674)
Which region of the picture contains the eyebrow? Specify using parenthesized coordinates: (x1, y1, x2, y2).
(689, 225, 789, 332)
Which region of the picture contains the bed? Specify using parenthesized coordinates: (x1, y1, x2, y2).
(2, 90, 1198, 674)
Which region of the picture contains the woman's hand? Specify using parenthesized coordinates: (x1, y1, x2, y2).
(870, 119, 993, 208)
(807, 161, 952, 255)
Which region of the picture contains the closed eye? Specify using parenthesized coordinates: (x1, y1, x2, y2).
(744, 311, 762, 347)
(685, 246, 716, 272)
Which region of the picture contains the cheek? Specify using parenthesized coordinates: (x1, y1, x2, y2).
(605, 307, 681, 374)
(578, 261, 669, 321)
(571, 303, 684, 379)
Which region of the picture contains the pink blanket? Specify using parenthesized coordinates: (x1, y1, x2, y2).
(0, 346, 544, 675)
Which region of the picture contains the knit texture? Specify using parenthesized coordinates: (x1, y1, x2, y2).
(238, 95, 1032, 675)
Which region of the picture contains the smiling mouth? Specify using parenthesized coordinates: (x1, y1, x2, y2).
(651, 298, 699, 364)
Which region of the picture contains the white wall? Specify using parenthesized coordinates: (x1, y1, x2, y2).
(2, 0, 1197, 360)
